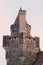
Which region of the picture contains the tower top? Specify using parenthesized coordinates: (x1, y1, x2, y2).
(19, 7, 26, 14)
(20, 7, 22, 11)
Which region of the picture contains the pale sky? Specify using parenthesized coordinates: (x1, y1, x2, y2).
(0, 0, 43, 65)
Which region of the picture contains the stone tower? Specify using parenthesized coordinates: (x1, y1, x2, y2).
(3, 8, 40, 65)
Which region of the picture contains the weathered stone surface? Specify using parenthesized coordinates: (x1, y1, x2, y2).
(5, 43, 37, 65)
(3, 8, 40, 65)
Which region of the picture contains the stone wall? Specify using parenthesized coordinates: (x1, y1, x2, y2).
(3, 8, 40, 65)
(3, 36, 39, 65)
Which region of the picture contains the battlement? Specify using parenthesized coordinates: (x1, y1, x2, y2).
(3, 8, 40, 65)
(3, 35, 40, 53)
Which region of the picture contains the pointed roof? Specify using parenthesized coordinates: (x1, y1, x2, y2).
(14, 14, 19, 25)
(14, 7, 26, 25)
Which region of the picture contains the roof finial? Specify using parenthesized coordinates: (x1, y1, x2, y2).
(20, 7, 22, 11)
(19, 0, 22, 9)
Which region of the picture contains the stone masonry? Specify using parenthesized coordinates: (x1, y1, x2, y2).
(3, 8, 40, 65)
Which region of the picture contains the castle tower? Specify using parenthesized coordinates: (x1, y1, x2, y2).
(3, 8, 40, 65)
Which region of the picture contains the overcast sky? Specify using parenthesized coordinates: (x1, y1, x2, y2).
(0, 0, 43, 65)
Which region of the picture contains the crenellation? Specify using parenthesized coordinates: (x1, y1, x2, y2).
(3, 8, 40, 65)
